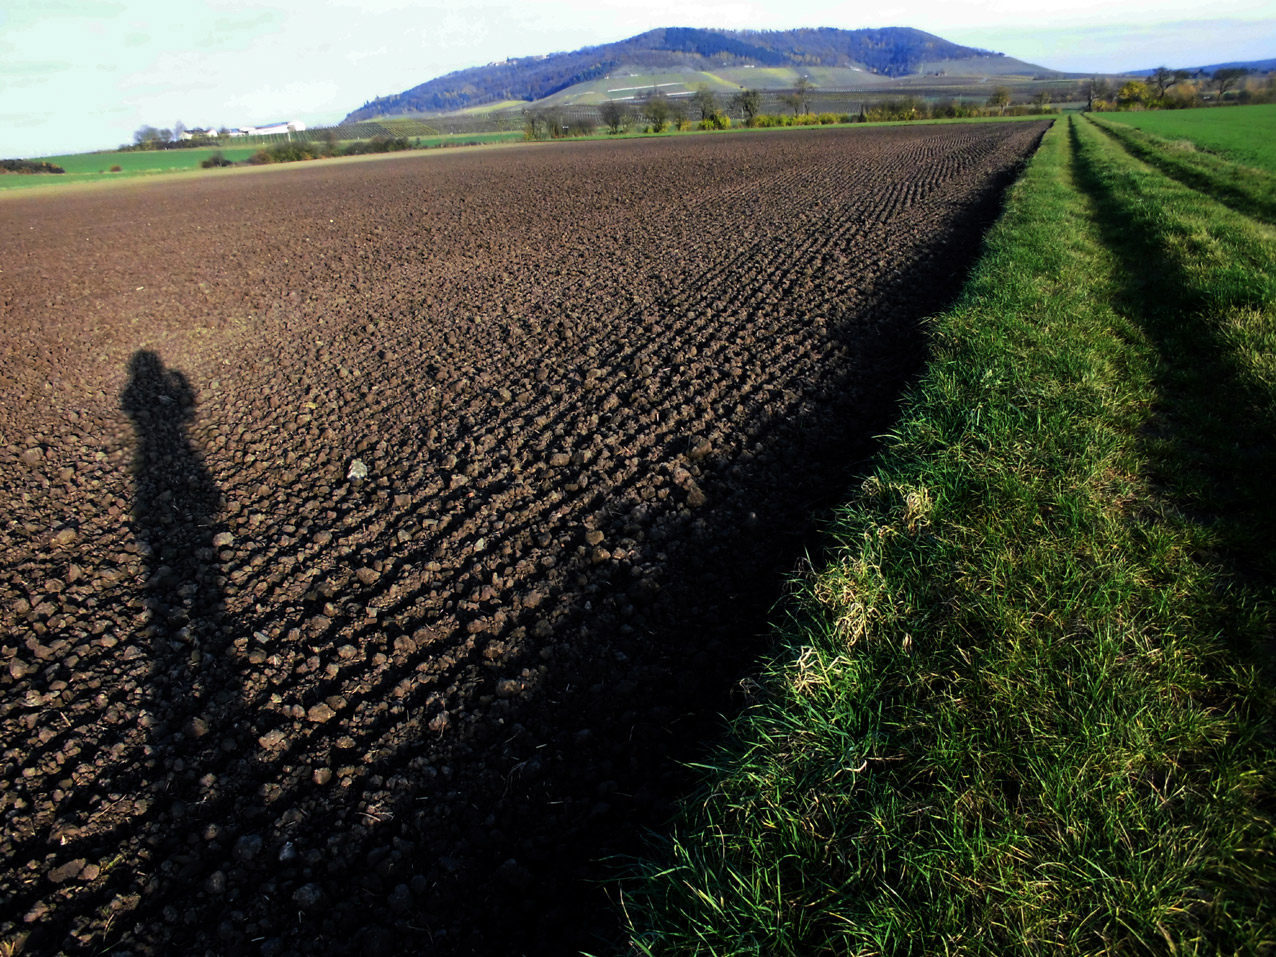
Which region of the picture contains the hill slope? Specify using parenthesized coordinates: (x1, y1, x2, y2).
(1127, 56, 1276, 76)
(342, 26, 1038, 122)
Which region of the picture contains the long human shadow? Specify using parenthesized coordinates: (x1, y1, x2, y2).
(122, 351, 232, 731)
(1, 353, 241, 952)
(115, 351, 247, 932)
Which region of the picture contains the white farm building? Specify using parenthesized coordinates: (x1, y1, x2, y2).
(227, 120, 306, 137)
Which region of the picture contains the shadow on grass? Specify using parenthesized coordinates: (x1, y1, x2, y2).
(1068, 118, 1276, 670)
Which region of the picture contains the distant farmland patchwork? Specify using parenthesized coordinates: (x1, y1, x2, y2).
(0, 122, 1048, 955)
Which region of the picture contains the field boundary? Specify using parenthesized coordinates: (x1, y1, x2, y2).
(616, 114, 1276, 954)
(9, 114, 1055, 196)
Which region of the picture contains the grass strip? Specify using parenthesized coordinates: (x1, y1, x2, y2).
(1088, 113, 1276, 225)
(1093, 104, 1276, 174)
(616, 115, 1276, 955)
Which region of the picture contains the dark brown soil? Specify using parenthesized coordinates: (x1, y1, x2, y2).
(0, 122, 1049, 956)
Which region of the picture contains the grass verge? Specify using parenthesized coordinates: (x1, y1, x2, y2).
(616, 115, 1276, 955)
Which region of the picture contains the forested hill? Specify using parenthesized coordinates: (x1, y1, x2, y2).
(342, 26, 1004, 121)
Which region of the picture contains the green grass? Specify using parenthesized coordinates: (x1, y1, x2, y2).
(42, 147, 257, 174)
(617, 115, 1276, 954)
(0, 147, 258, 191)
(1099, 104, 1276, 174)
(1088, 113, 1276, 225)
(2, 132, 522, 193)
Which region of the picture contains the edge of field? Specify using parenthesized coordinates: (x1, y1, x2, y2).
(0, 140, 528, 200)
(1, 114, 1055, 197)
(613, 114, 1276, 953)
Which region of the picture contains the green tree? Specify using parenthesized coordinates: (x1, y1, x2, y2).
(1118, 80, 1150, 107)
(731, 88, 761, 125)
(987, 87, 1010, 114)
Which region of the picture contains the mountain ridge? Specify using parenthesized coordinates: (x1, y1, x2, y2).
(1127, 56, 1276, 76)
(341, 26, 1038, 123)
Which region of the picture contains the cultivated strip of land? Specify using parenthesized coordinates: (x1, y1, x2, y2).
(619, 114, 1276, 954)
(0, 123, 1047, 955)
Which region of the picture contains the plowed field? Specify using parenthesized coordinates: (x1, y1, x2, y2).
(0, 122, 1049, 955)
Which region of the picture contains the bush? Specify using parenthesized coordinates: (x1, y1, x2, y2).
(200, 152, 234, 169)
(340, 136, 412, 156)
(109, 165, 122, 173)
(0, 159, 65, 175)
(698, 111, 732, 131)
(523, 111, 592, 140)
(246, 142, 323, 164)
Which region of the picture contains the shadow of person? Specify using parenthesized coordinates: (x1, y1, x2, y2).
(121, 350, 238, 844)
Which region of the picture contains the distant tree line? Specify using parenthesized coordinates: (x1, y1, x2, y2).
(126, 122, 224, 151)
(1083, 67, 1274, 111)
(525, 81, 1065, 141)
(233, 134, 414, 166)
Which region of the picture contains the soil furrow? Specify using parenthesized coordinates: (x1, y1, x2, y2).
(0, 121, 1048, 955)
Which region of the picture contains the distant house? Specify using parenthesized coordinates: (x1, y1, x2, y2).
(248, 120, 306, 136)
(224, 120, 306, 137)
(180, 127, 216, 141)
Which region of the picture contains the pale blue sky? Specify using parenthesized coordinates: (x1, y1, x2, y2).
(2, 0, 1273, 157)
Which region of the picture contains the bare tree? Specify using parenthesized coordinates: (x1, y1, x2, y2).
(987, 88, 1010, 114)
(692, 84, 717, 122)
(782, 75, 813, 115)
(1148, 66, 1190, 98)
(642, 91, 672, 132)
(1214, 67, 1248, 96)
(600, 99, 628, 134)
(731, 88, 762, 125)
(133, 125, 160, 148)
(1083, 77, 1112, 111)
